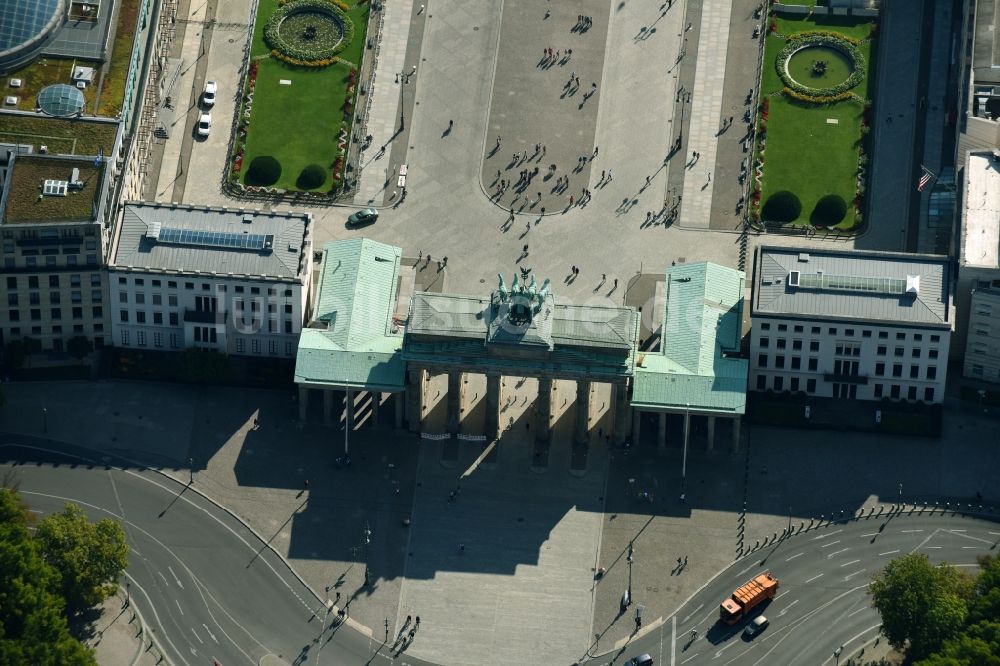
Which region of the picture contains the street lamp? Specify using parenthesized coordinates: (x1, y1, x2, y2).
(363, 521, 372, 585)
(344, 393, 350, 456)
(188, 457, 194, 484)
(626, 541, 634, 609)
(834, 645, 843, 665)
(787, 506, 792, 538)
(677, 93, 692, 149)
(397, 71, 406, 131)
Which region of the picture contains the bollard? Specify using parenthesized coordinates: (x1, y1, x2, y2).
(868, 506, 875, 517)
(808, 519, 814, 528)
(799, 521, 804, 533)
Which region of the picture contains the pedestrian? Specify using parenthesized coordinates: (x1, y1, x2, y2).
(707, 171, 711, 182)
(496, 136, 501, 148)
(607, 169, 613, 181)
(407, 615, 412, 624)
(541, 145, 547, 157)
(591, 82, 597, 89)
(416, 616, 421, 626)
(575, 76, 580, 86)
(496, 169, 501, 180)
(601, 273, 606, 281)
(418, 250, 422, 261)
(613, 278, 618, 288)
(677, 556, 682, 566)
(459, 543, 465, 552)
(600, 169, 606, 181)
(593, 146, 599, 157)
(684, 555, 688, 566)
(645, 175, 651, 186)
(544, 9, 550, 19)
(569, 195, 575, 205)
(523, 244, 529, 254)
(443, 257, 448, 266)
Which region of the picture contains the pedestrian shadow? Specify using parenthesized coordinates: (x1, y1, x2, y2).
(486, 145, 500, 159)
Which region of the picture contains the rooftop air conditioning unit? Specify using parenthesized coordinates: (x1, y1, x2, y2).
(8, 79, 23, 88)
(4, 95, 17, 106)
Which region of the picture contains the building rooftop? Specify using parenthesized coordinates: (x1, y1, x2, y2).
(961, 152, 1000, 268)
(0, 153, 103, 224)
(632, 263, 748, 414)
(295, 239, 405, 391)
(0, 114, 120, 157)
(112, 202, 311, 280)
(753, 246, 952, 327)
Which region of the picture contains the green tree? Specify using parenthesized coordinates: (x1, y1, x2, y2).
(870, 553, 974, 661)
(968, 555, 1000, 625)
(66, 336, 93, 362)
(36, 503, 127, 613)
(918, 621, 1000, 665)
(0, 489, 96, 664)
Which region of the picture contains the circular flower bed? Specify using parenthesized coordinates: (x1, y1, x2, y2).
(264, 0, 355, 64)
(776, 31, 865, 102)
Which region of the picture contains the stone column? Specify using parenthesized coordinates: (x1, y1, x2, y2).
(394, 392, 404, 429)
(613, 381, 630, 445)
(574, 380, 591, 445)
(658, 412, 667, 450)
(706, 416, 716, 452)
(732, 416, 741, 453)
(536, 377, 553, 444)
(407, 368, 423, 432)
(485, 373, 501, 441)
(345, 390, 355, 430)
(298, 385, 309, 422)
(323, 389, 334, 426)
(447, 371, 463, 435)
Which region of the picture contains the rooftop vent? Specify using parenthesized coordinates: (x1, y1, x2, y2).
(42, 179, 68, 196)
(146, 221, 162, 239)
(68, 167, 84, 189)
(797, 253, 810, 262)
(242, 214, 253, 224)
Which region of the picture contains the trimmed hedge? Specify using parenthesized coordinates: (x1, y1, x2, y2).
(264, 0, 355, 64)
(776, 31, 866, 102)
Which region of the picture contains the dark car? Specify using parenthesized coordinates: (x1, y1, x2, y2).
(628, 654, 653, 666)
(744, 615, 769, 638)
(347, 208, 378, 226)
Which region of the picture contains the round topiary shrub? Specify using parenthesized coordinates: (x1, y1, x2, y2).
(810, 194, 848, 226)
(296, 163, 327, 190)
(245, 156, 282, 186)
(762, 191, 802, 223)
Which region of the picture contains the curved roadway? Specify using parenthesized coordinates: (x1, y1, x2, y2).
(602, 512, 1000, 666)
(1, 441, 432, 666)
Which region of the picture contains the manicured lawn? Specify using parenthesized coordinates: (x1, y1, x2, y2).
(236, 0, 369, 193)
(754, 14, 876, 230)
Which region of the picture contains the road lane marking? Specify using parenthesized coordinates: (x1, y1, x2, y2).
(811, 529, 843, 541)
(826, 548, 849, 558)
(777, 599, 798, 616)
(175, 599, 184, 616)
(962, 546, 979, 549)
(848, 606, 869, 618)
(950, 529, 967, 533)
(860, 533, 879, 537)
(671, 615, 676, 666)
(681, 603, 704, 625)
(784, 552, 803, 562)
(202, 623, 218, 643)
(878, 549, 899, 556)
(158, 571, 169, 586)
(820, 540, 842, 548)
(844, 569, 866, 581)
(925, 546, 942, 549)
(901, 529, 924, 533)
(190, 627, 204, 644)
(989, 532, 1000, 536)
(681, 654, 699, 664)
(804, 573, 823, 583)
(840, 559, 861, 567)
(738, 562, 758, 576)
(168, 565, 184, 589)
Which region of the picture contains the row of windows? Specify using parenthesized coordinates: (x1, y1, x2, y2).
(7, 324, 104, 338)
(873, 362, 937, 380)
(116, 276, 294, 298)
(1, 228, 97, 240)
(8, 306, 104, 322)
(759, 322, 941, 344)
(9, 290, 94, 306)
(116, 291, 295, 314)
(3, 241, 99, 253)
(118, 330, 294, 356)
(755, 374, 935, 402)
(757, 354, 939, 380)
(118, 310, 295, 333)
(759, 338, 940, 360)
(5, 274, 102, 290)
(4, 255, 99, 268)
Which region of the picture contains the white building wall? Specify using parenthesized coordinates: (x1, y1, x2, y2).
(108, 270, 306, 358)
(964, 289, 1000, 383)
(749, 316, 950, 404)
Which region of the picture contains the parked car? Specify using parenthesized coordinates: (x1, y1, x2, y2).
(744, 615, 769, 638)
(628, 654, 653, 666)
(197, 113, 212, 137)
(347, 208, 379, 226)
(202, 80, 217, 106)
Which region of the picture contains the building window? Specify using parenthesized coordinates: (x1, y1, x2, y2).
(135, 293, 145, 305)
(152, 280, 161, 288)
(924, 387, 934, 402)
(152, 294, 162, 306)
(7, 294, 17, 306)
(926, 366, 936, 380)
(251, 339, 261, 354)
(119, 292, 128, 303)
(793, 325, 803, 333)
(928, 349, 938, 359)
(118, 277, 127, 285)
(777, 324, 787, 332)
(72, 307, 82, 319)
(808, 357, 818, 371)
(896, 332, 906, 340)
(845, 329, 854, 337)
(874, 384, 884, 398)
(907, 386, 917, 401)
(759, 337, 769, 348)
(134, 278, 144, 287)
(909, 365, 919, 379)
(136, 331, 146, 347)
(194, 328, 201, 342)
(92, 290, 103, 302)
(168, 281, 177, 289)
(975, 326, 989, 336)
(8, 310, 19, 322)
(153, 312, 162, 325)
(71, 291, 81, 303)
(862, 330, 872, 338)
(776, 338, 787, 349)
(284, 304, 293, 314)
(775, 355, 785, 369)
(284, 320, 292, 334)
(774, 376, 784, 392)
(202, 283, 210, 291)
(92, 306, 103, 318)
(911, 348, 921, 358)
(185, 282, 194, 290)
(120, 310, 129, 323)
(758, 354, 768, 368)
(806, 378, 816, 392)
(285, 342, 293, 356)
(94, 324, 103, 333)
(792, 339, 802, 351)
(892, 364, 902, 377)
(251, 287, 260, 295)
(168, 295, 178, 307)
(120, 329, 129, 345)
(809, 341, 819, 352)
(790, 377, 800, 392)
(154, 332, 163, 348)
(894, 347, 904, 357)
(91, 274, 101, 286)
(930, 335, 940, 343)
(875, 363, 885, 376)
(49, 275, 59, 288)
(913, 334, 923, 342)
(891, 384, 900, 399)
(236, 338, 245, 353)
(268, 340, 277, 355)
(30, 309, 41, 321)
(136, 311, 146, 324)
(49, 292, 60, 305)
(235, 286, 244, 294)
(169, 313, 178, 326)
(828, 327, 837, 335)
(170, 334, 180, 349)
(5, 277, 16, 289)
(756, 375, 766, 390)
(791, 356, 801, 370)
(811, 326, 820, 334)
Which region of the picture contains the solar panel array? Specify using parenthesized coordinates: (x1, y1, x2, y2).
(0, 0, 63, 56)
(155, 227, 271, 251)
(796, 273, 906, 295)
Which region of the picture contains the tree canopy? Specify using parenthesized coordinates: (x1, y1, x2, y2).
(0, 489, 96, 665)
(869, 552, 974, 661)
(36, 503, 128, 613)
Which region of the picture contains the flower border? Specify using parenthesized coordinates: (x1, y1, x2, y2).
(264, 0, 355, 64)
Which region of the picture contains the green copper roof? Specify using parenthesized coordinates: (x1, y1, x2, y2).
(295, 239, 405, 390)
(632, 263, 748, 414)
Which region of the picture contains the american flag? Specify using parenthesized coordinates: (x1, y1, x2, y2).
(917, 165, 934, 192)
